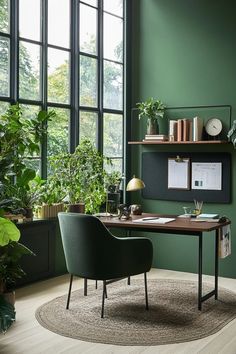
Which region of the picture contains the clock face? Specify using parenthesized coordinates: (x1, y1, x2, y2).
(205, 118, 222, 137)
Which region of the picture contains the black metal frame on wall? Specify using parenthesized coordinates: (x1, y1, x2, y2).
(0, 0, 128, 179)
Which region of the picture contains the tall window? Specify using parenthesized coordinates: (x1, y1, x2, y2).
(0, 0, 125, 177)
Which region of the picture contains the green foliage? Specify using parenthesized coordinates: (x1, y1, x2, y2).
(136, 97, 165, 122)
(0, 217, 20, 247)
(105, 171, 122, 193)
(0, 295, 15, 334)
(47, 139, 109, 213)
(227, 120, 236, 148)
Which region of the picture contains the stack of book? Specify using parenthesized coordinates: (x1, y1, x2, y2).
(168, 116, 203, 142)
(143, 134, 168, 142)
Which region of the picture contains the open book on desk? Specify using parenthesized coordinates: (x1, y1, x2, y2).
(132, 217, 175, 224)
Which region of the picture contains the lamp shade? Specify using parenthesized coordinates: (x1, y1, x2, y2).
(126, 175, 145, 192)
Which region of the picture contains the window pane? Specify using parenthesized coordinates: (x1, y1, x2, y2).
(103, 113, 123, 157)
(0, 0, 10, 33)
(80, 55, 97, 107)
(48, 0, 70, 48)
(80, 4, 97, 55)
(79, 111, 97, 145)
(24, 158, 41, 175)
(104, 158, 123, 174)
(48, 48, 70, 104)
(47, 107, 70, 157)
(19, 0, 40, 41)
(0, 37, 9, 96)
(19, 41, 41, 100)
(21, 104, 40, 119)
(82, 0, 97, 7)
(104, 13, 123, 62)
(0, 101, 9, 115)
(103, 61, 122, 110)
(104, 0, 123, 17)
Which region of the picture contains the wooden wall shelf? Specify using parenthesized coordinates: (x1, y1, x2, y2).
(128, 140, 229, 145)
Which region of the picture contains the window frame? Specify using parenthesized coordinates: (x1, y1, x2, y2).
(0, 0, 127, 180)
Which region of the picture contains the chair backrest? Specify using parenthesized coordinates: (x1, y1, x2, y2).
(58, 212, 116, 279)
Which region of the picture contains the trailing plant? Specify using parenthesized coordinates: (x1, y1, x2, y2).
(227, 120, 236, 148)
(136, 97, 165, 122)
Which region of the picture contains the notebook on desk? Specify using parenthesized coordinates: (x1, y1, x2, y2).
(132, 217, 175, 224)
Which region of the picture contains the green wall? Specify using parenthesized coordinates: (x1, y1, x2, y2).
(131, 0, 236, 278)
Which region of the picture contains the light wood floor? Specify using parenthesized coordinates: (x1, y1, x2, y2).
(1, 269, 236, 354)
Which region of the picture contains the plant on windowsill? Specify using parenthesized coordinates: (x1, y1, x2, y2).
(0, 104, 55, 220)
(136, 97, 165, 135)
(46, 139, 110, 214)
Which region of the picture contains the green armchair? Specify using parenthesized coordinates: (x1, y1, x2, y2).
(58, 212, 153, 318)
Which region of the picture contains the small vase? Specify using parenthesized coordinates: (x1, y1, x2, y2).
(147, 119, 158, 135)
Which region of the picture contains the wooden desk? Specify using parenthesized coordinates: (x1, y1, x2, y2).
(102, 213, 231, 310)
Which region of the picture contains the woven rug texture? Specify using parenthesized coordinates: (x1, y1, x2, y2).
(35, 279, 236, 346)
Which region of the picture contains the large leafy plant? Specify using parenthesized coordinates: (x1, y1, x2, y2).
(0, 104, 55, 214)
(0, 217, 34, 292)
(47, 139, 110, 214)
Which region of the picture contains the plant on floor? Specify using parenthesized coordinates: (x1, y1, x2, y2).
(0, 217, 34, 333)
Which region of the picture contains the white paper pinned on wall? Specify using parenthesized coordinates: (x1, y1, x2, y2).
(191, 162, 222, 190)
(168, 158, 190, 190)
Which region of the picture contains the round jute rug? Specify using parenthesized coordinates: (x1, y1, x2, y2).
(35, 279, 236, 346)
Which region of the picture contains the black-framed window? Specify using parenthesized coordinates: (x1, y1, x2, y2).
(0, 0, 125, 177)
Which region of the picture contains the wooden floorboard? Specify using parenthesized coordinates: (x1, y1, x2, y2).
(1, 269, 236, 354)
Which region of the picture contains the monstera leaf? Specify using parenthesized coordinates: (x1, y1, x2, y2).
(0, 218, 20, 247)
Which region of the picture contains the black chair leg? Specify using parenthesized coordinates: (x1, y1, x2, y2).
(144, 272, 149, 310)
(101, 280, 106, 318)
(104, 283, 108, 298)
(66, 274, 73, 310)
(127, 276, 131, 285)
(84, 278, 87, 296)
(95, 280, 98, 289)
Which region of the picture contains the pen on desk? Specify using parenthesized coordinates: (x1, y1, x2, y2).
(142, 217, 159, 221)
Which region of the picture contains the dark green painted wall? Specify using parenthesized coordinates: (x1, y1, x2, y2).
(131, 0, 236, 277)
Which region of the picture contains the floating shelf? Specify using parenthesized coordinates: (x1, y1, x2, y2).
(128, 140, 229, 145)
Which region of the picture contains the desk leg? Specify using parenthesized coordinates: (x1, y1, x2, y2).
(127, 230, 131, 286)
(198, 233, 203, 311)
(215, 229, 219, 300)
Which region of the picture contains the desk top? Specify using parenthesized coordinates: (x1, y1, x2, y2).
(101, 213, 231, 234)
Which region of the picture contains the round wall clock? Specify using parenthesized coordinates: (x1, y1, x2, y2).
(205, 118, 223, 138)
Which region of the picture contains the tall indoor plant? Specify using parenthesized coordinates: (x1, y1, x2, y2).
(136, 97, 165, 135)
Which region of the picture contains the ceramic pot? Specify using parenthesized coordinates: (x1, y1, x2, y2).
(68, 203, 85, 213)
(147, 119, 158, 135)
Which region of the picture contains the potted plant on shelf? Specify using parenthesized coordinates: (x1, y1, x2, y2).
(227, 120, 236, 147)
(0, 217, 34, 333)
(136, 97, 165, 135)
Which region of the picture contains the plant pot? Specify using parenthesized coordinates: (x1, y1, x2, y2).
(24, 207, 33, 220)
(3, 291, 16, 306)
(147, 119, 159, 135)
(68, 203, 85, 214)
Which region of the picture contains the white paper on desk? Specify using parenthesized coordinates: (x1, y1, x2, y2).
(133, 218, 175, 224)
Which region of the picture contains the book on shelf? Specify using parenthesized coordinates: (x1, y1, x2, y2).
(193, 116, 203, 141)
(143, 134, 168, 141)
(183, 118, 190, 141)
(177, 119, 183, 142)
(169, 120, 177, 141)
